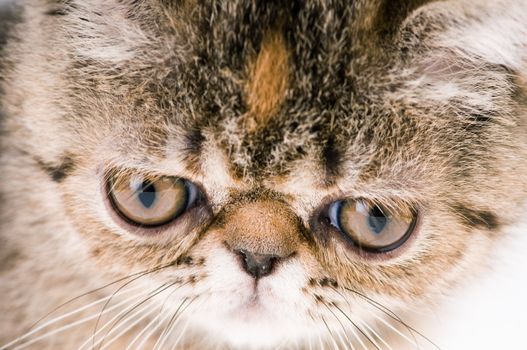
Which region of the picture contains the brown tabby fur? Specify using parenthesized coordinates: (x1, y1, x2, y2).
(1, 0, 527, 349)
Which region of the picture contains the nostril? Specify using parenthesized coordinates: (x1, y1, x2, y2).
(234, 249, 279, 279)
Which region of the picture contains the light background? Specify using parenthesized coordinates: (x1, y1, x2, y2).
(423, 216, 527, 349)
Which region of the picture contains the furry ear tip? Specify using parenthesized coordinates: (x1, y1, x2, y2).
(374, 0, 438, 35)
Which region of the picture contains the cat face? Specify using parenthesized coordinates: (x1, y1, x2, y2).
(3, 0, 527, 348)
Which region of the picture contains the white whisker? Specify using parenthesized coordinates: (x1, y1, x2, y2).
(336, 328, 355, 350)
(308, 336, 314, 350)
(77, 289, 163, 350)
(168, 298, 206, 350)
(324, 304, 356, 350)
(168, 315, 193, 350)
(328, 289, 376, 350)
(354, 318, 383, 350)
(153, 298, 191, 350)
(124, 308, 164, 350)
(371, 313, 419, 349)
(337, 308, 378, 350)
(321, 316, 341, 350)
(134, 295, 192, 350)
(1, 285, 143, 349)
(317, 334, 325, 350)
(10, 290, 148, 350)
(347, 322, 369, 350)
(96, 303, 159, 350)
(358, 318, 392, 350)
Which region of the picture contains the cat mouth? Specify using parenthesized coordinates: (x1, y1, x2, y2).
(240, 297, 266, 317)
(229, 283, 278, 320)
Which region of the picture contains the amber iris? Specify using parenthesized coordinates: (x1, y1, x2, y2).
(108, 173, 191, 227)
(329, 199, 416, 253)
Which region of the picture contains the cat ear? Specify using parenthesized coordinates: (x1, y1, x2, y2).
(403, 1, 527, 71)
(62, 0, 152, 65)
(374, 0, 436, 36)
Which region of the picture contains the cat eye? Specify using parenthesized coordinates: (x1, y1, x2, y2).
(327, 199, 417, 253)
(107, 172, 199, 227)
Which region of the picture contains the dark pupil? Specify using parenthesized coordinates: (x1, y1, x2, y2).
(137, 181, 157, 209)
(367, 206, 388, 234)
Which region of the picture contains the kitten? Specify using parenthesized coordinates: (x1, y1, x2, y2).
(1, 0, 527, 349)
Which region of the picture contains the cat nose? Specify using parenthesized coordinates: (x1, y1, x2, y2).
(222, 199, 305, 278)
(234, 249, 279, 279)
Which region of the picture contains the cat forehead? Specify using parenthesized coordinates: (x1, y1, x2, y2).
(63, 1, 436, 161)
(59, 0, 518, 188)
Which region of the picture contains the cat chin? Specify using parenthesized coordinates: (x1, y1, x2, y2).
(178, 284, 319, 348)
(187, 311, 319, 349)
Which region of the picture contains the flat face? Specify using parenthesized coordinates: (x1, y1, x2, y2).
(1, 0, 527, 349)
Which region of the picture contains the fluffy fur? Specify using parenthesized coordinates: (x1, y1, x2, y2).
(1, 0, 527, 349)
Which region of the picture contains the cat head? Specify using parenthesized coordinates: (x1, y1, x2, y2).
(5, 0, 527, 347)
